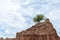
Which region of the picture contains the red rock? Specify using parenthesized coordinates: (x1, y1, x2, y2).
(16, 19, 60, 40)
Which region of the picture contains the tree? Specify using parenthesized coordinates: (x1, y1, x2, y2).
(33, 14, 44, 22)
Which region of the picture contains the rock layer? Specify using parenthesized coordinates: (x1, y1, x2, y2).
(16, 19, 60, 40)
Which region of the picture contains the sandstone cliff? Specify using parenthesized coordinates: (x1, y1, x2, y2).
(16, 19, 60, 40)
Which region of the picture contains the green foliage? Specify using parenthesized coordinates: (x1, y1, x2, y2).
(33, 14, 44, 22)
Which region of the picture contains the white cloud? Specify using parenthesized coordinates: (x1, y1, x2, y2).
(47, 10, 60, 21)
(0, 0, 60, 38)
(5, 30, 10, 34)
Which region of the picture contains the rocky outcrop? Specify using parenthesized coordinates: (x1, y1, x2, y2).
(0, 38, 4, 40)
(16, 19, 60, 40)
(0, 38, 16, 40)
(5, 38, 16, 40)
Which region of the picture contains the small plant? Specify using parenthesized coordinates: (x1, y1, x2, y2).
(33, 14, 44, 22)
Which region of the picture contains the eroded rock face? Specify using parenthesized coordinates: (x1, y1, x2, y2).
(16, 19, 60, 40)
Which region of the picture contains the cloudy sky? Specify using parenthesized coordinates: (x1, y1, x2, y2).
(0, 0, 60, 38)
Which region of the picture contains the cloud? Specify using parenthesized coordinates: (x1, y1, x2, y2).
(47, 10, 60, 21)
(0, 0, 60, 38)
(5, 30, 10, 34)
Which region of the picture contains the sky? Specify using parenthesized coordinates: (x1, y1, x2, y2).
(0, 0, 60, 38)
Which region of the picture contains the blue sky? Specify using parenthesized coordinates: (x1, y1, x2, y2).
(0, 0, 60, 38)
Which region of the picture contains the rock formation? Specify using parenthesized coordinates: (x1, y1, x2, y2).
(16, 19, 60, 40)
(5, 38, 16, 40)
(0, 38, 4, 40)
(0, 38, 16, 40)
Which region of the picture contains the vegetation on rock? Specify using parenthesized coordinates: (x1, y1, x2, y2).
(33, 14, 44, 22)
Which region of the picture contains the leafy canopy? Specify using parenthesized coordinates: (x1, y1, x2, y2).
(33, 14, 44, 22)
